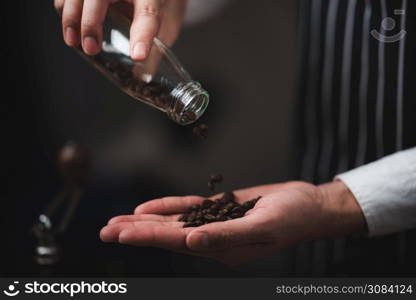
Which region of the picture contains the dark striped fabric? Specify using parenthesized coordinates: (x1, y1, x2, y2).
(296, 0, 416, 276)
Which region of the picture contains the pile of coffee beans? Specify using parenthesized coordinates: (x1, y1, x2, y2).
(208, 174, 223, 191)
(92, 56, 189, 117)
(192, 124, 208, 139)
(178, 191, 261, 227)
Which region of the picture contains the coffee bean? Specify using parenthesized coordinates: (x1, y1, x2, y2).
(203, 214, 217, 221)
(141, 86, 153, 97)
(199, 124, 208, 131)
(114, 69, 130, 83)
(222, 191, 235, 202)
(124, 78, 134, 88)
(183, 222, 196, 228)
(202, 199, 215, 208)
(210, 174, 223, 182)
(192, 127, 201, 139)
(190, 204, 201, 211)
(178, 215, 188, 222)
(159, 94, 173, 107)
(187, 211, 197, 222)
(242, 201, 255, 210)
(224, 202, 236, 211)
(208, 207, 219, 215)
(194, 219, 203, 226)
(242, 197, 261, 210)
(216, 215, 227, 221)
(231, 206, 243, 215)
(253, 196, 261, 202)
(105, 61, 118, 72)
(218, 197, 229, 205)
(184, 111, 197, 122)
(192, 123, 208, 139)
(207, 174, 223, 191)
(219, 208, 229, 216)
(93, 54, 106, 65)
(211, 202, 220, 210)
(230, 212, 243, 218)
(146, 82, 162, 95)
(132, 81, 145, 94)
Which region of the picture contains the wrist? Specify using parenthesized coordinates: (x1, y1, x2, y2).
(317, 180, 367, 238)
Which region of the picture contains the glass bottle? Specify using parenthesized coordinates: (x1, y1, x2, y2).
(75, 7, 209, 125)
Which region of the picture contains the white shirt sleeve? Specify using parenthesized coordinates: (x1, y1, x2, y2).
(335, 147, 416, 237)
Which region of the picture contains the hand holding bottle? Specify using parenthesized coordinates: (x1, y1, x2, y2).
(100, 181, 366, 265)
(55, 0, 187, 60)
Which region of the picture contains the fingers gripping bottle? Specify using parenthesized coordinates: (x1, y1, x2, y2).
(72, 6, 209, 125)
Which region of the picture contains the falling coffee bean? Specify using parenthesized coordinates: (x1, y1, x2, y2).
(192, 124, 209, 139)
(211, 174, 223, 182)
(208, 174, 223, 191)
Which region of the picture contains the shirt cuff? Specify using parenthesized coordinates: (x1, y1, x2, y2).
(335, 148, 416, 237)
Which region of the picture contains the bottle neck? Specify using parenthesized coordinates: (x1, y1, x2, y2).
(168, 81, 209, 125)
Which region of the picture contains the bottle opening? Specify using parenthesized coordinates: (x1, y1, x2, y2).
(169, 81, 209, 125)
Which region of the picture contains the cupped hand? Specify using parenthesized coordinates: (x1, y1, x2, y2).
(54, 0, 186, 59)
(100, 181, 365, 265)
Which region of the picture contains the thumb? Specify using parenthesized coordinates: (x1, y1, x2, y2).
(186, 216, 263, 251)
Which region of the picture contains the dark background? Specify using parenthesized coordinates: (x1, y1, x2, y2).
(2, 0, 415, 278)
(2, 0, 299, 277)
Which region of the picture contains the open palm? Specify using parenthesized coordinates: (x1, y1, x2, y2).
(99, 181, 356, 265)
